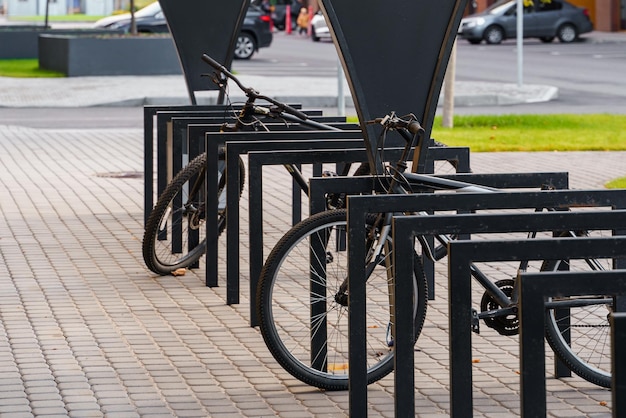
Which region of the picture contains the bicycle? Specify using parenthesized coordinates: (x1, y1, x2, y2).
(255, 111, 616, 390)
(142, 54, 370, 275)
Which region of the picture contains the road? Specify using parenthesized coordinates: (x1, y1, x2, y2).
(236, 31, 626, 115)
(454, 36, 626, 114)
(233, 32, 340, 78)
(1, 31, 625, 128)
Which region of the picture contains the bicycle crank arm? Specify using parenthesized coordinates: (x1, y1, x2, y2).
(477, 305, 518, 320)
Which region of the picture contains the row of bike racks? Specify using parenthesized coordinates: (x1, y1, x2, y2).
(143, 104, 469, 322)
(143, 104, 324, 224)
(147, 0, 626, 415)
(143, 103, 626, 416)
(144, 104, 626, 415)
(345, 189, 626, 416)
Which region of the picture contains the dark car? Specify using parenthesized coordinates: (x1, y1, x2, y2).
(94, 2, 273, 59)
(252, 0, 302, 30)
(458, 0, 593, 45)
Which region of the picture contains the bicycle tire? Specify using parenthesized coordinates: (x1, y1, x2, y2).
(142, 151, 245, 275)
(542, 257, 612, 388)
(256, 209, 428, 390)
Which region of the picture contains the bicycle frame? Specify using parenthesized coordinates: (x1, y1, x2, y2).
(212, 67, 356, 198)
(364, 173, 517, 318)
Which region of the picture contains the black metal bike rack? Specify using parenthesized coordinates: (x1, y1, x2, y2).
(203, 129, 362, 289)
(517, 268, 626, 417)
(170, 114, 346, 181)
(202, 125, 446, 318)
(244, 146, 417, 326)
(143, 104, 325, 223)
(144, 104, 233, 224)
(319, 171, 567, 300)
(223, 139, 366, 307)
(167, 113, 345, 204)
(612, 311, 626, 415)
(346, 189, 626, 416)
(147, 2, 626, 416)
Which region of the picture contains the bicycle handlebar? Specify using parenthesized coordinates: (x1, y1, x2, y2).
(201, 53, 229, 78)
(201, 53, 308, 121)
(369, 115, 425, 135)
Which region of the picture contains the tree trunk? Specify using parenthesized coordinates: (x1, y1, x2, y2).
(44, 0, 50, 28)
(442, 39, 456, 128)
(130, 0, 137, 35)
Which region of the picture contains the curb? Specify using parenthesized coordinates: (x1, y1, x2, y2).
(91, 84, 559, 108)
(0, 73, 558, 108)
(444, 83, 559, 107)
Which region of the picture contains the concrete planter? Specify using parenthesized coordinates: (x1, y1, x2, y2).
(38, 34, 182, 77)
(0, 27, 122, 59)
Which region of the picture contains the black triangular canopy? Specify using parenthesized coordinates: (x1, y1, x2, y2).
(159, 0, 248, 103)
(319, 0, 467, 169)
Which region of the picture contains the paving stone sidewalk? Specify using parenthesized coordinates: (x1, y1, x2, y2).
(0, 123, 624, 417)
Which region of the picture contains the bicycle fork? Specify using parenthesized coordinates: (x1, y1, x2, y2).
(332, 212, 393, 304)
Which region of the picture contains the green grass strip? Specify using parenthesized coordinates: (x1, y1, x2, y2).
(348, 114, 626, 152)
(8, 14, 104, 22)
(0, 59, 65, 78)
(431, 114, 626, 152)
(606, 177, 626, 189)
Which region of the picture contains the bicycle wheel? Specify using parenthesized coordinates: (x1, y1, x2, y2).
(142, 151, 245, 275)
(256, 209, 428, 390)
(542, 255, 613, 388)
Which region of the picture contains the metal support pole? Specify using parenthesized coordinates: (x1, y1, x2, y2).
(613, 311, 626, 417)
(516, 0, 524, 87)
(337, 56, 345, 116)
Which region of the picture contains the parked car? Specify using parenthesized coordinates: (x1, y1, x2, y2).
(458, 0, 593, 45)
(93, 1, 165, 33)
(251, 0, 301, 31)
(310, 11, 331, 42)
(93, 2, 273, 59)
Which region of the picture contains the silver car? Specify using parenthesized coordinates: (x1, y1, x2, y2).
(459, 0, 593, 45)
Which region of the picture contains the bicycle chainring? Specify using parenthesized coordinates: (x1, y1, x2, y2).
(480, 279, 519, 336)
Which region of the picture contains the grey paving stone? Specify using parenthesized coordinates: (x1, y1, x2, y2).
(0, 125, 623, 417)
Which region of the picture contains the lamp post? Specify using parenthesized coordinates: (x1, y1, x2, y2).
(516, 0, 523, 86)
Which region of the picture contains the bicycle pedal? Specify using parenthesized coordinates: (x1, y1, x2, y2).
(471, 309, 480, 334)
